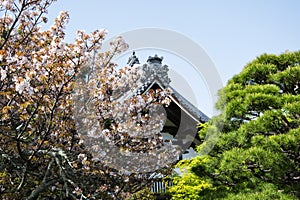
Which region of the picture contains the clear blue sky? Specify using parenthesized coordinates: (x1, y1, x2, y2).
(46, 0, 300, 116)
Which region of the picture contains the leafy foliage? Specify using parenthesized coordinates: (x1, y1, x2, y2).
(168, 157, 215, 200)
(170, 51, 300, 199)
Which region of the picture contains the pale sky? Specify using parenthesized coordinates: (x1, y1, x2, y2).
(45, 0, 300, 117)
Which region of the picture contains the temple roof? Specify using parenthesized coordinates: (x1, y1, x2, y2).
(130, 52, 209, 123)
(118, 52, 210, 150)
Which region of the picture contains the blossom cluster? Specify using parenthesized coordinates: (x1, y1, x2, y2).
(73, 52, 179, 173)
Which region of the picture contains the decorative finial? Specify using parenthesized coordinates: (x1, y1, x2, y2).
(147, 54, 163, 64)
(127, 51, 140, 67)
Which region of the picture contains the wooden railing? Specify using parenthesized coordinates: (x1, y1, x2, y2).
(151, 180, 173, 193)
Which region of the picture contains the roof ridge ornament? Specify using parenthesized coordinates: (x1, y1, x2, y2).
(147, 54, 163, 64)
(141, 54, 171, 86)
(127, 51, 140, 67)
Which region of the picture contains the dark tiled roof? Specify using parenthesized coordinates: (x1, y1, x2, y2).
(134, 77, 209, 123)
(168, 85, 209, 123)
(126, 53, 210, 123)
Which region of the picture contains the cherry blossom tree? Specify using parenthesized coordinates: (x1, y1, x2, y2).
(0, 0, 177, 199)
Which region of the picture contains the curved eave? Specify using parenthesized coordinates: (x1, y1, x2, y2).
(141, 78, 210, 123)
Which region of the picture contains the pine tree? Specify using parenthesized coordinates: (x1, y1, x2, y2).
(170, 51, 300, 199)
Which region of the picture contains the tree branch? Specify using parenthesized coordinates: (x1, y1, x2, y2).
(26, 178, 61, 200)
